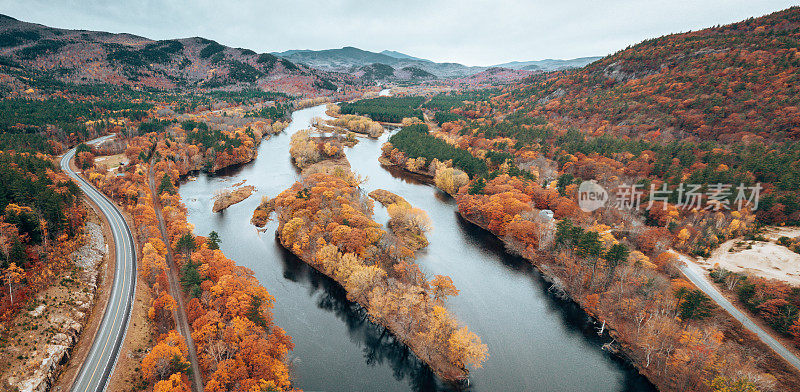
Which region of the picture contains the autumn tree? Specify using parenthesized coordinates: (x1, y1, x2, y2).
(430, 275, 459, 303)
(141, 331, 190, 382)
(435, 167, 469, 195)
(3, 262, 23, 304)
(448, 326, 488, 369)
(153, 373, 191, 392)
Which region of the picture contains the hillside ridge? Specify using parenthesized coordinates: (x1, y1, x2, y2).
(0, 13, 346, 95)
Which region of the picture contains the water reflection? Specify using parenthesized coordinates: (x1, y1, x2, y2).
(179, 105, 656, 391)
(379, 164, 434, 186)
(274, 238, 460, 392)
(451, 210, 653, 392)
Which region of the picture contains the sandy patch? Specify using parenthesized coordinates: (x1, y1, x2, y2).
(94, 153, 129, 170)
(701, 227, 800, 286)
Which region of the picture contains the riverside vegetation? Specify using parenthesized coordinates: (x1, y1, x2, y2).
(80, 103, 301, 391)
(0, 6, 799, 392)
(252, 131, 487, 382)
(368, 9, 800, 389)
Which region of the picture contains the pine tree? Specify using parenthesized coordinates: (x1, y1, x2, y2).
(206, 231, 221, 250)
(157, 173, 176, 195)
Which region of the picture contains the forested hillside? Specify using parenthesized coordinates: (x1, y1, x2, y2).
(508, 7, 800, 141)
(425, 7, 800, 226)
(0, 14, 347, 95)
(0, 151, 85, 321)
(371, 8, 800, 390)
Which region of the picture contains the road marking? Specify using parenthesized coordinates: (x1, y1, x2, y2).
(89, 199, 127, 389)
(81, 210, 126, 392)
(62, 146, 136, 392)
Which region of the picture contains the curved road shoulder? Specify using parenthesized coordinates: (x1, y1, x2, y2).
(672, 250, 800, 372)
(60, 136, 137, 392)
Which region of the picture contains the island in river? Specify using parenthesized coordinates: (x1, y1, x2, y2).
(179, 104, 656, 391)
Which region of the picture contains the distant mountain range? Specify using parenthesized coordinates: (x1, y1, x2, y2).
(272, 47, 601, 79)
(0, 14, 345, 95)
(379, 50, 430, 62)
(493, 57, 603, 71)
(0, 12, 600, 93)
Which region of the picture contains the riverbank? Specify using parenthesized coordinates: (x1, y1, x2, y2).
(180, 103, 658, 391)
(369, 189, 431, 252)
(266, 156, 487, 382)
(376, 138, 796, 390)
(277, 231, 471, 382)
(378, 154, 436, 180)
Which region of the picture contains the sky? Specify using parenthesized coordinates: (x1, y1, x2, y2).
(0, 0, 797, 66)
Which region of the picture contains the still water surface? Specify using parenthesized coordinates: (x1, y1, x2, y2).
(178, 105, 656, 391)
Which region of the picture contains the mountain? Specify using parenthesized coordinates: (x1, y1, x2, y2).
(274, 46, 601, 80)
(498, 6, 800, 143)
(273, 47, 441, 81)
(353, 63, 436, 82)
(380, 50, 431, 62)
(273, 46, 474, 78)
(273, 46, 457, 78)
(0, 14, 346, 95)
(493, 57, 602, 71)
(453, 6, 800, 224)
(273, 46, 401, 70)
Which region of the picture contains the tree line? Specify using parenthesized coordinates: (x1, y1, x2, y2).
(340, 96, 424, 123)
(387, 124, 487, 176)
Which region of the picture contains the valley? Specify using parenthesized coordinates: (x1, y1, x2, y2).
(0, 4, 799, 392)
(178, 104, 654, 391)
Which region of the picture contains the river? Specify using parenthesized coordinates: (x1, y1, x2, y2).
(178, 104, 656, 391)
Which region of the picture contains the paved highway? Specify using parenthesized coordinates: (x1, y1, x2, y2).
(673, 251, 800, 372)
(60, 136, 137, 392)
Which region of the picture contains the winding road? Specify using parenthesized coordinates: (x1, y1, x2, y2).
(672, 251, 800, 372)
(60, 136, 137, 392)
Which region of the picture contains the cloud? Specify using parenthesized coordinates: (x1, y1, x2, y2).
(0, 0, 795, 65)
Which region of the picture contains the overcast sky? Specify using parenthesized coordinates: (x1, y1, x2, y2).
(0, 0, 796, 66)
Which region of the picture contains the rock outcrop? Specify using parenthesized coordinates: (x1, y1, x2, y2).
(2, 221, 106, 392)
